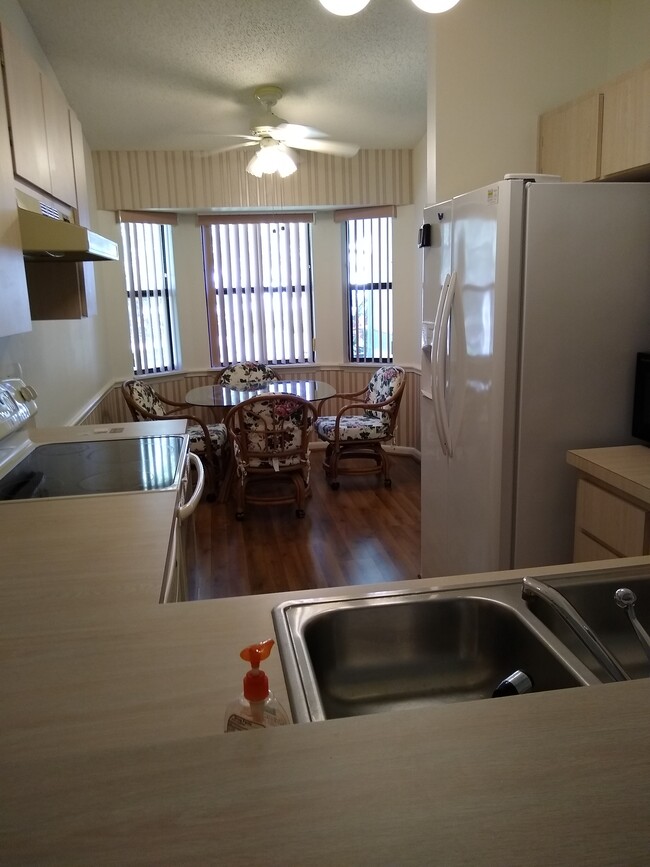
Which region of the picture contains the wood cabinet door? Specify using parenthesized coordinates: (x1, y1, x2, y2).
(0, 24, 50, 193)
(0, 51, 31, 337)
(575, 479, 647, 558)
(601, 60, 650, 177)
(41, 74, 76, 206)
(537, 90, 603, 182)
(69, 110, 96, 316)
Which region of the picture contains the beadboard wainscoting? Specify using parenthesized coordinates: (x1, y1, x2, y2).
(92, 149, 413, 211)
(81, 366, 421, 455)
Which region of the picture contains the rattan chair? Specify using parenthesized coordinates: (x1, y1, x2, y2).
(225, 393, 317, 519)
(122, 379, 227, 500)
(216, 362, 280, 388)
(314, 365, 406, 489)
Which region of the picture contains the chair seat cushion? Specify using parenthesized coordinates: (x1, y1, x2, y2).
(364, 365, 406, 420)
(315, 415, 390, 442)
(219, 362, 278, 388)
(187, 423, 228, 455)
(126, 380, 166, 416)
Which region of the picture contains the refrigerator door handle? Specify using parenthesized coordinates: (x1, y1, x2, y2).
(430, 272, 449, 454)
(438, 270, 457, 456)
(430, 274, 451, 456)
(432, 271, 456, 457)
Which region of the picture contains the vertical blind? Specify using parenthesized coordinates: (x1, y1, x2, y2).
(199, 213, 315, 367)
(339, 208, 394, 363)
(118, 211, 179, 375)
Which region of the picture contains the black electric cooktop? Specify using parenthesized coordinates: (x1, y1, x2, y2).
(0, 436, 185, 501)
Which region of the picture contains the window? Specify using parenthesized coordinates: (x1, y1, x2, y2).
(119, 215, 179, 375)
(200, 214, 315, 367)
(341, 211, 394, 363)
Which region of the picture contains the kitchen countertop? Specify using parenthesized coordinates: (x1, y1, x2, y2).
(567, 445, 650, 506)
(1, 455, 650, 863)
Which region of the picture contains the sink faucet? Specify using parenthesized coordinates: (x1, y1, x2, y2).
(614, 588, 650, 663)
(521, 576, 630, 683)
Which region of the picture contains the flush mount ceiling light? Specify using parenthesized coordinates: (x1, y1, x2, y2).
(319, 0, 371, 14)
(318, 0, 460, 12)
(410, 0, 461, 11)
(246, 140, 298, 178)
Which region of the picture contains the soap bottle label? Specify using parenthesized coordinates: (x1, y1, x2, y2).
(225, 713, 264, 732)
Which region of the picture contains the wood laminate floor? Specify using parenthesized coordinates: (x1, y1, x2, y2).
(187, 450, 421, 599)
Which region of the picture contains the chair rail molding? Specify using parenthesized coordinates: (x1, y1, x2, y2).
(79, 366, 421, 456)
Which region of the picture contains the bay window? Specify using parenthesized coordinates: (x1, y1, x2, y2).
(337, 207, 395, 363)
(200, 214, 315, 367)
(118, 211, 180, 375)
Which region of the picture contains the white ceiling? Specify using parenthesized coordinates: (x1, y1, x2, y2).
(18, 0, 428, 153)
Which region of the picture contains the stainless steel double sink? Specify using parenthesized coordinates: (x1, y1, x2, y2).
(272, 564, 650, 723)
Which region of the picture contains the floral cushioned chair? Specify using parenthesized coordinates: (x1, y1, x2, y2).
(217, 362, 280, 388)
(121, 379, 228, 500)
(225, 393, 317, 519)
(314, 365, 406, 489)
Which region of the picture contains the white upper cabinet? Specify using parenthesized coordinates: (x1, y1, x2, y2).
(537, 90, 603, 182)
(1, 23, 76, 207)
(0, 40, 31, 337)
(69, 109, 96, 317)
(600, 60, 650, 178)
(41, 73, 76, 206)
(0, 24, 50, 192)
(537, 59, 650, 182)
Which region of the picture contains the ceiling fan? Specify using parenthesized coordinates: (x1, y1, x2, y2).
(213, 85, 360, 177)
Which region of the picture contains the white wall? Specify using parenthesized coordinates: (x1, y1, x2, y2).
(606, 0, 650, 76)
(311, 213, 346, 366)
(403, 135, 428, 366)
(170, 215, 212, 370)
(94, 210, 132, 379)
(430, 0, 612, 201)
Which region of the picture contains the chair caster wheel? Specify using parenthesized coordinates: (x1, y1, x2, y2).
(384, 479, 392, 488)
(235, 512, 245, 521)
(296, 509, 305, 518)
(330, 481, 340, 490)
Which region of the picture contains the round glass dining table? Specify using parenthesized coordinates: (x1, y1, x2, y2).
(185, 379, 336, 408)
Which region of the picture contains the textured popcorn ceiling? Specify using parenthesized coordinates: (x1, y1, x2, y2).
(18, 0, 428, 152)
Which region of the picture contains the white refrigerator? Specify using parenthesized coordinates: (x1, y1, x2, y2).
(420, 175, 650, 578)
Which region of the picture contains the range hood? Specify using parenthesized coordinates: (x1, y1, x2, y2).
(16, 194, 118, 263)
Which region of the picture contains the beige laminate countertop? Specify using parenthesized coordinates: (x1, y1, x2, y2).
(1, 473, 650, 864)
(567, 445, 650, 505)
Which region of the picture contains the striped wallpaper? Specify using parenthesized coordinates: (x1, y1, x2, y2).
(92, 148, 413, 211)
(82, 366, 421, 455)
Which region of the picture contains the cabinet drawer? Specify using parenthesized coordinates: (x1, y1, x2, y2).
(575, 479, 648, 556)
(573, 530, 619, 563)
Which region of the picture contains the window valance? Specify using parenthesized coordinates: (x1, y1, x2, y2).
(334, 205, 397, 223)
(197, 212, 314, 226)
(116, 210, 178, 226)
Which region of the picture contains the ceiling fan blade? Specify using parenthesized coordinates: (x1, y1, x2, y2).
(271, 122, 328, 141)
(207, 140, 259, 156)
(215, 134, 260, 143)
(281, 137, 360, 158)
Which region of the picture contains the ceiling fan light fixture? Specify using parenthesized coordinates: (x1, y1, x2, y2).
(319, 0, 460, 13)
(246, 141, 297, 178)
(318, 0, 371, 15)
(410, 0, 461, 11)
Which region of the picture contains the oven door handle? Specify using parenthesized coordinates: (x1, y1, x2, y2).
(178, 452, 204, 521)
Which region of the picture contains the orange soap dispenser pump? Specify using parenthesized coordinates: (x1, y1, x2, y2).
(224, 639, 291, 732)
